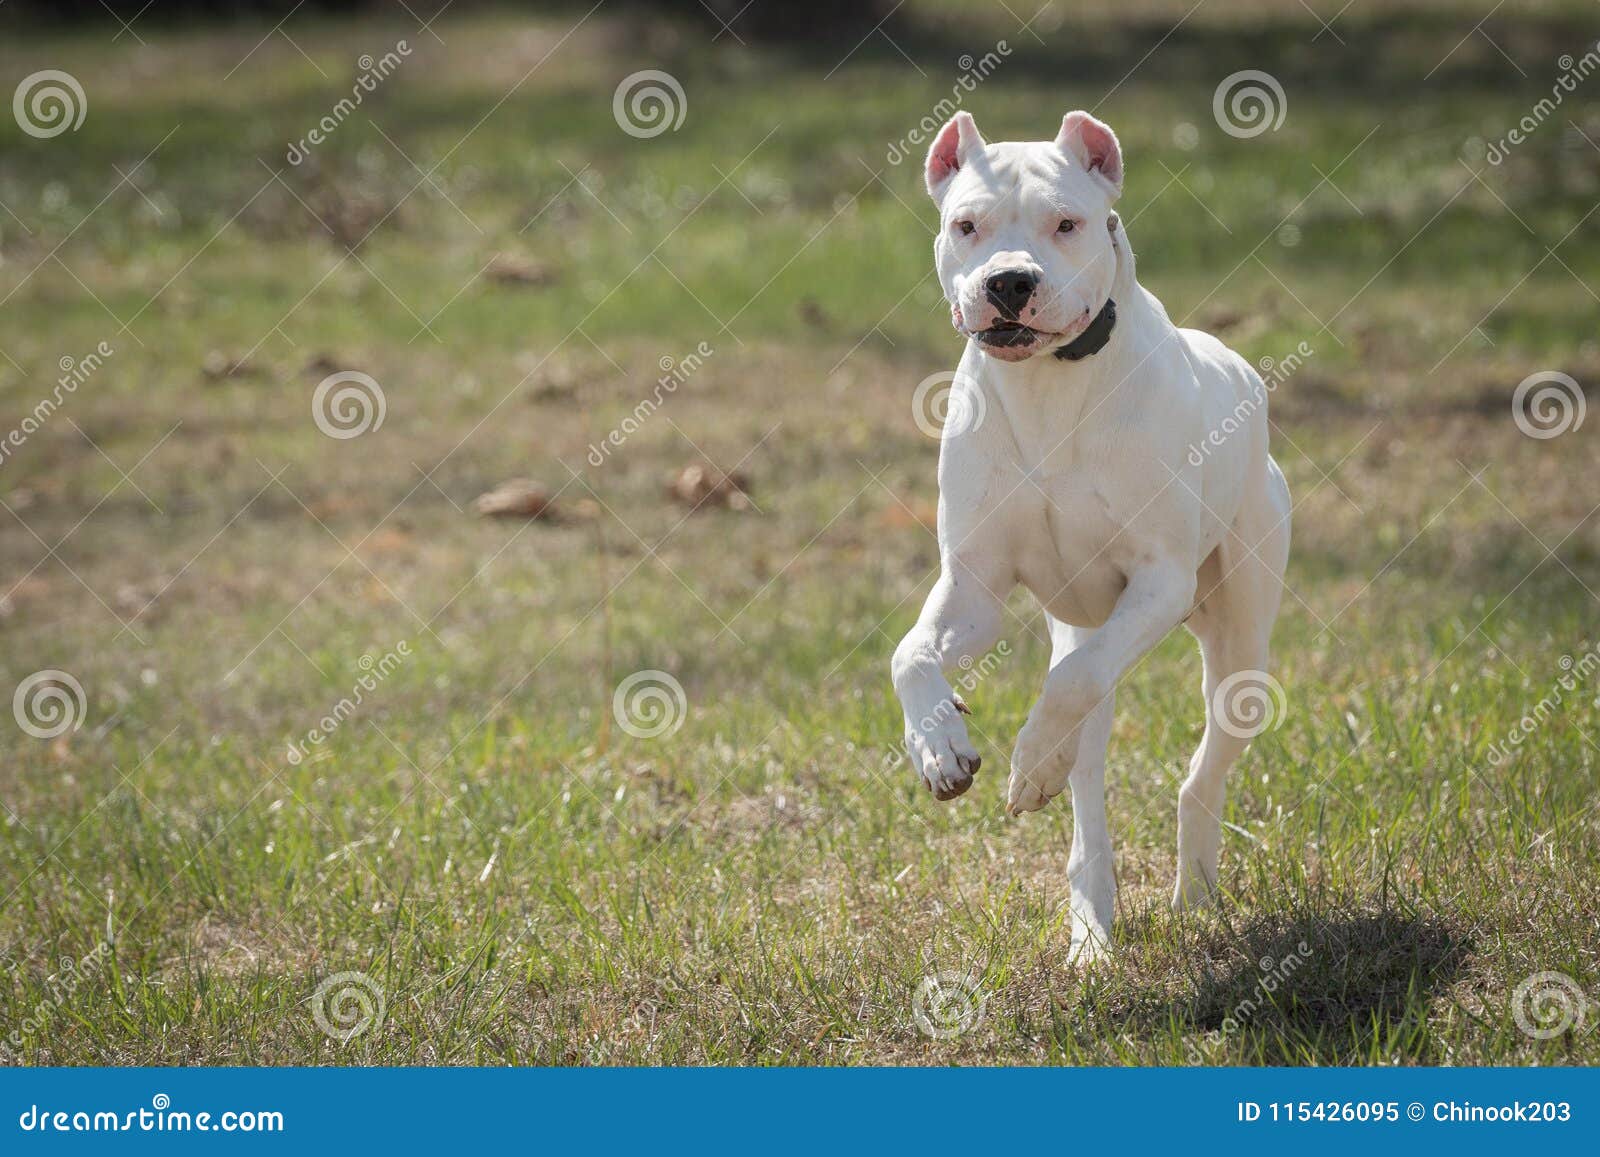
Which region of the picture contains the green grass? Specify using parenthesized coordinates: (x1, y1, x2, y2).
(1, 1, 1598, 1064)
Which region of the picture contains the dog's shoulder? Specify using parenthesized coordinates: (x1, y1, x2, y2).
(1174, 325, 1263, 405)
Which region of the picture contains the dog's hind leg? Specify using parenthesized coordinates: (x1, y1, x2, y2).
(1173, 458, 1290, 912)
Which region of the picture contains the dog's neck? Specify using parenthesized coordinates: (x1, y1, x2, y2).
(1054, 297, 1118, 361)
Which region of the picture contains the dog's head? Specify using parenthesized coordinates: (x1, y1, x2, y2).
(925, 111, 1123, 363)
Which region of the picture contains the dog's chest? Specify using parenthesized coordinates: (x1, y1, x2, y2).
(937, 353, 1169, 626)
(1004, 456, 1128, 626)
(990, 378, 1141, 624)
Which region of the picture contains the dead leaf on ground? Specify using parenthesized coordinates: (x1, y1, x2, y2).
(364, 528, 414, 556)
(202, 350, 260, 381)
(666, 462, 752, 511)
(306, 496, 358, 521)
(798, 299, 829, 331)
(303, 352, 345, 377)
(486, 254, 557, 287)
(473, 478, 557, 519)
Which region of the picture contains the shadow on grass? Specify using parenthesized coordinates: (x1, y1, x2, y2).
(1181, 910, 1471, 1064)
(1060, 907, 1473, 1063)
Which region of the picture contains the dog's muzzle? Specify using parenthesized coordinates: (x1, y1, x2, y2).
(975, 321, 1042, 349)
(983, 268, 1038, 321)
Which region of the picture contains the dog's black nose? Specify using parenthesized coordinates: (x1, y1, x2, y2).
(984, 269, 1037, 318)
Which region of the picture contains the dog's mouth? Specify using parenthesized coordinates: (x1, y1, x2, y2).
(974, 321, 1048, 349)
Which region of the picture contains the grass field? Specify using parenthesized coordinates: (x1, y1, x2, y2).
(1, 0, 1598, 1065)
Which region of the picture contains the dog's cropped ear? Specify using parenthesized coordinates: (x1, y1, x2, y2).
(926, 112, 985, 202)
(1055, 111, 1123, 196)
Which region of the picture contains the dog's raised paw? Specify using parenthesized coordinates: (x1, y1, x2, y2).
(1006, 721, 1074, 816)
(905, 705, 981, 801)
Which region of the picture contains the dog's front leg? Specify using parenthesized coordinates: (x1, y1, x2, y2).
(891, 559, 1007, 800)
(1038, 619, 1118, 960)
(1011, 564, 1194, 955)
(1009, 561, 1196, 817)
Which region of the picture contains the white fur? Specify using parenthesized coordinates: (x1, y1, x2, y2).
(891, 112, 1291, 960)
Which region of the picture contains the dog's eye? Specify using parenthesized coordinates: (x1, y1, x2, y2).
(1057, 219, 1076, 234)
(956, 220, 976, 236)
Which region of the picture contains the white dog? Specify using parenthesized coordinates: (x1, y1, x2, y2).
(890, 110, 1291, 957)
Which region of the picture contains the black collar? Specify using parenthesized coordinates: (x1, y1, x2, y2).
(1054, 298, 1117, 361)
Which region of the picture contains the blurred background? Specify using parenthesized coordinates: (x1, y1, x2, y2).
(1, 1, 1597, 1065)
